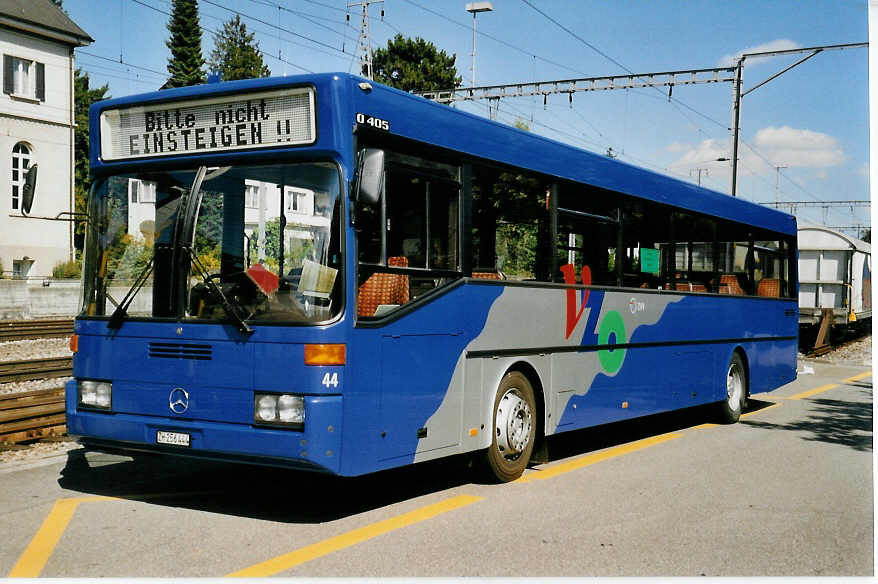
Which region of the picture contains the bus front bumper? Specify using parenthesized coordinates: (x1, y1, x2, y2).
(65, 382, 343, 474)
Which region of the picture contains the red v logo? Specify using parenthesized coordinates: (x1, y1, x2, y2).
(561, 263, 591, 339)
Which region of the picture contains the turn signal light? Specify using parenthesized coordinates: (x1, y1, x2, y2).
(304, 344, 346, 366)
(69, 333, 79, 353)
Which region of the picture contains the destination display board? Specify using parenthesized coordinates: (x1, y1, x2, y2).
(99, 87, 316, 161)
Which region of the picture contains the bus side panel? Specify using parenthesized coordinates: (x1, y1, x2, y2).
(556, 292, 797, 429)
(343, 283, 503, 476)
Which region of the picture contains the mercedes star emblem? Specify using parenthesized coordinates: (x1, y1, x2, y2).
(169, 387, 189, 414)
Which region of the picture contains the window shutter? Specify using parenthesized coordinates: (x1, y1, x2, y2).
(3, 55, 12, 95)
(35, 62, 45, 101)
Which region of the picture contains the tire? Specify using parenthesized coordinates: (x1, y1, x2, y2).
(483, 371, 537, 482)
(718, 352, 747, 423)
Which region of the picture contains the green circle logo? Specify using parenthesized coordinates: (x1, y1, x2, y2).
(598, 310, 627, 374)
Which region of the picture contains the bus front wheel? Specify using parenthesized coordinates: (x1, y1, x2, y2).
(483, 371, 536, 482)
(718, 352, 747, 423)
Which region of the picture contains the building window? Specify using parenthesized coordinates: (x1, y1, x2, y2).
(285, 187, 313, 215)
(12, 258, 33, 279)
(244, 182, 260, 209)
(3, 55, 45, 101)
(128, 179, 156, 203)
(11, 142, 31, 211)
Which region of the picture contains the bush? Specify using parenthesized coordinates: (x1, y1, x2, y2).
(52, 259, 82, 279)
(0, 258, 4, 279)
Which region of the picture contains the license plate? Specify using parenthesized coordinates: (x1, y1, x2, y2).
(156, 431, 190, 447)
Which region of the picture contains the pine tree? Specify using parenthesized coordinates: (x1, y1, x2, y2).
(164, 0, 205, 88)
(208, 15, 270, 81)
(371, 35, 461, 93)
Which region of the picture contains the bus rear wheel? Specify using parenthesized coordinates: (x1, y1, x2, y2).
(483, 371, 536, 483)
(718, 352, 747, 423)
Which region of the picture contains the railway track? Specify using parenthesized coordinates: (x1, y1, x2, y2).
(0, 387, 66, 444)
(0, 357, 73, 384)
(0, 319, 74, 342)
(805, 330, 871, 358)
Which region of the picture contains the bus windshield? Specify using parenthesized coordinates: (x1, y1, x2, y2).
(81, 161, 343, 325)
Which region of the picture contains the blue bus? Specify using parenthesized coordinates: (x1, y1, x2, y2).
(65, 73, 798, 482)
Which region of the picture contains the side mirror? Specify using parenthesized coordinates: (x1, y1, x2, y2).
(355, 149, 384, 206)
(21, 164, 37, 216)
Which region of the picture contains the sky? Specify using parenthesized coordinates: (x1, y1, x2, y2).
(61, 0, 870, 234)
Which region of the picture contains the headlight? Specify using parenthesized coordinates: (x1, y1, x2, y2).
(79, 380, 112, 410)
(254, 393, 304, 427)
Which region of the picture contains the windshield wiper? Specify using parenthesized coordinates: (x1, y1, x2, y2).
(107, 256, 154, 329)
(186, 247, 253, 334)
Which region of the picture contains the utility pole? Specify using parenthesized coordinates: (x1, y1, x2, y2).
(690, 167, 709, 186)
(466, 2, 493, 88)
(348, 1, 384, 80)
(729, 42, 866, 197)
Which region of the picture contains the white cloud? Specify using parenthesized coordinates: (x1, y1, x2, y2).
(753, 126, 845, 168)
(667, 138, 728, 168)
(719, 39, 800, 67)
(667, 126, 845, 191)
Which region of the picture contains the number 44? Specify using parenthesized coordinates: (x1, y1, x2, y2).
(322, 372, 339, 388)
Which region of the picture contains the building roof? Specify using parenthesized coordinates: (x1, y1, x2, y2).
(798, 224, 871, 253)
(0, 0, 93, 47)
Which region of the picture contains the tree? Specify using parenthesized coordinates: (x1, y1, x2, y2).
(208, 15, 270, 81)
(164, 0, 205, 88)
(371, 34, 461, 93)
(73, 69, 110, 253)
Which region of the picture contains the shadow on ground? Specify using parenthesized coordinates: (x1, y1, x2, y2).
(55, 401, 756, 524)
(742, 388, 872, 452)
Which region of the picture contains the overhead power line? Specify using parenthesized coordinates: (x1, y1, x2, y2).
(199, 0, 347, 56)
(759, 200, 870, 208)
(401, 0, 587, 77)
(129, 0, 313, 74)
(419, 67, 736, 103)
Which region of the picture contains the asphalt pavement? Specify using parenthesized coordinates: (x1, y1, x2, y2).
(0, 359, 871, 577)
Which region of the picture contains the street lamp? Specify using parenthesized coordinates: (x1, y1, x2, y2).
(466, 2, 493, 87)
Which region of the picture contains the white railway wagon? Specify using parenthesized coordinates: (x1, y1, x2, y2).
(798, 225, 871, 328)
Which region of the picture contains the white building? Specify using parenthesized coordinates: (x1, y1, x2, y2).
(243, 180, 330, 265)
(0, 0, 92, 279)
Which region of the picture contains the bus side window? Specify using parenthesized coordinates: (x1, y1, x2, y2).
(471, 167, 550, 282)
(355, 149, 462, 317)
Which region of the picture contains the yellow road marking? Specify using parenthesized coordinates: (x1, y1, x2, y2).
(741, 402, 781, 418)
(844, 371, 872, 383)
(787, 383, 840, 400)
(226, 494, 483, 578)
(8, 496, 117, 578)
(694, 402, 782, 429)
(517, 433, 681, 483)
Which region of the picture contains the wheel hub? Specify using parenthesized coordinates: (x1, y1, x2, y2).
(495, 388, 533, 458)
(727, 362, 742, 405)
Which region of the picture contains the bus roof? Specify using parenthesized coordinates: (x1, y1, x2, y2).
(92, 72, 796, 237)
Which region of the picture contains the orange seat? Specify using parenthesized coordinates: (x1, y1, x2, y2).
(757, 278, 781, 297)
(357, 256, 409, 317)
(718, 274, 745, 295)
(472, 271, 502, 280)
(674, 282, 707, 293)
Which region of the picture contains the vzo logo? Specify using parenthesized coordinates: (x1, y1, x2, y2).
(628, 297, 645, 314)
(561, 263, 591, 339)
